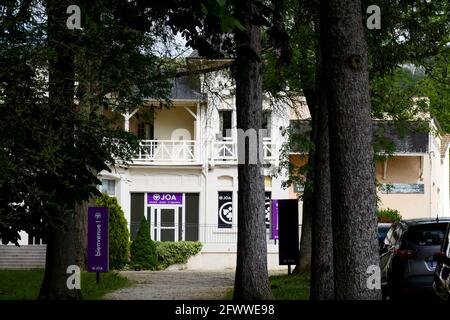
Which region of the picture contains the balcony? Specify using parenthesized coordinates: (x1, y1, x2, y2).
(210, 138, 277, 164)
(132, 140, 198, 164)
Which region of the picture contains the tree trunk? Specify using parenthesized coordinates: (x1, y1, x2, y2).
(292, 90, 317, 275)
(38, 0, 81, 300)
(233, 0, 273, 300)
(39, 210, 82, 300)
(73, 199, 96, 269)
(320, 0, 381, 300)
(310, 74, 334, 299)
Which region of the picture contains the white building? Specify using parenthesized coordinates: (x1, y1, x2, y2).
(98, 58, 292, 270)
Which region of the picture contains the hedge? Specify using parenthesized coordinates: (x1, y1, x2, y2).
(377, 208, 402, 223)
(155, 241, 203, 269)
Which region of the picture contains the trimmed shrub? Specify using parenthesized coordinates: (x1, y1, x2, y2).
(130, 217, 158, 270)
(96, 193, 130, 270)
(377, 208, 402, 223)
(155, 241, 203, 269)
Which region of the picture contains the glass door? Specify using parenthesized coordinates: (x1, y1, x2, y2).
(151, 207, 178, 242)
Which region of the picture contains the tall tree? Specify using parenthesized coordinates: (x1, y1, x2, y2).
(233, 0, 273, 300)
(38, 0, 80, 300)
(310, 51, 334, 300)
(320, 0, 380, 299)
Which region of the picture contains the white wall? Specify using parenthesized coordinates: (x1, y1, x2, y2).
(154, 106, 195, 140)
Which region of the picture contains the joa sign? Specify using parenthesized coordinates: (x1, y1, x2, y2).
(88, 207, 109, 272)
(147, 192, 183, 205)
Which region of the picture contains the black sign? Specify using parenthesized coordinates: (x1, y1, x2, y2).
(265, 192, 271, 228)
(278, 199, 299, 265)
(218, 191, 233, 228)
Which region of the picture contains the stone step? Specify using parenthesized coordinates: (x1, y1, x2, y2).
(1, 253, 47, 258)
(0, 245, 47, 269)
(0, 265, 45, 269)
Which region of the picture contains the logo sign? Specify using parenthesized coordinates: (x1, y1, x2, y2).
(147, 193, 183, 205)
(218, 191, 233, 228)
(265, 192, 271, 229)
(88, 207, 109, 272)
(271, 200, 279, 239)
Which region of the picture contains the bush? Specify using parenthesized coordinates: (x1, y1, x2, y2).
(155, 241, 202, 269)
(96, 193, 130, 270)
(130, 217, 158, 270)
(377, 208, 402, 223)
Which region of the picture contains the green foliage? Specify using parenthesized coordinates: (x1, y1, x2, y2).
(155, 241, 203, 269)
(95, 194, 130, 270)
(377, 208, 402, 223)
(420, 51, 450, 133)
(0, 1, 173, 244)
(130, 217, 158, 270)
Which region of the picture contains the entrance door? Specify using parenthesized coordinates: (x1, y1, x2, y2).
(151, 207, 179, 242)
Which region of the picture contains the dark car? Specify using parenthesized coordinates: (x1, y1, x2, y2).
(380, 218, 450, 299)
(433, 223, 450, 301)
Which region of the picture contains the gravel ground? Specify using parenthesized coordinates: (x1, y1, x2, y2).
(103, 270, 235, 300)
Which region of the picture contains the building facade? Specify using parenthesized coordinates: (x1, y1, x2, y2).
(10, 57, 449, 271)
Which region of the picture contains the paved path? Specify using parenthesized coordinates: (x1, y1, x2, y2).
(104, 270, 235, 300)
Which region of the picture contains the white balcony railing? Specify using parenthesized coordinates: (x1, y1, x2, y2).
(211, 138, 276, 163)
(133, 140, 197, 163)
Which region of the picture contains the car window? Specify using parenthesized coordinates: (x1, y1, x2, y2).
(378, 226, 390, 240)
(406, 223, 448, 246)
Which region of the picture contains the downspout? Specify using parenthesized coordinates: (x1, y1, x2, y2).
(429, 120, 433, 218)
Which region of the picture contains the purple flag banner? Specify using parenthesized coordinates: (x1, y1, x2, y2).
(147, 192, 183, 205)
(271, 200, 279, 240)
(88, 207, 109, 272)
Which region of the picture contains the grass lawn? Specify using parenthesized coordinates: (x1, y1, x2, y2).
(225, 273, 310, 300)
(0, 269, 130, 300)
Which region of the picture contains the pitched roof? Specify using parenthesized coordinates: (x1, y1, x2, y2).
(441, 134, 450, 158)
(168, 76, 204, 101)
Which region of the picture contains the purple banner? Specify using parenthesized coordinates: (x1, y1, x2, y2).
(88, 207, 109, 272)
(147, 192, 183, 205)
(271, 200, 279, 240)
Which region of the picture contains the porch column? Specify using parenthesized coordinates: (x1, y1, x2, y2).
(196, 103, 201, 162)
(122, 108, 139, 132)
(124, 110, 130, 132)
(231, 108, 237, 142)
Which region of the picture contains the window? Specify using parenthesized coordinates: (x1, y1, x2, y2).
(219, 111, 232, 139)
(262, 111, 272, 137)
(138, 122, 154, 140)
(100, 179, 115, 196)
(407, 223, 447, 246)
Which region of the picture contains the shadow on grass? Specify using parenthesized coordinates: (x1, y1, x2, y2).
(224, 273, 310, 300)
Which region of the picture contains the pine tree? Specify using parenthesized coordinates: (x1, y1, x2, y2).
(130, 217, 158, 270)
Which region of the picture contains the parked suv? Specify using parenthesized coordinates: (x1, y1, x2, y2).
(433, 223, 450, 301)
(380, 218, 450, 299)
